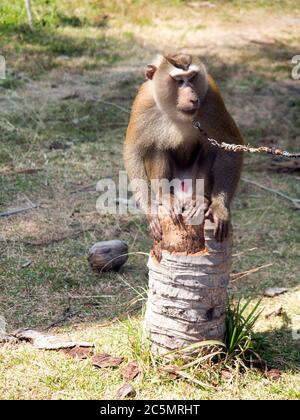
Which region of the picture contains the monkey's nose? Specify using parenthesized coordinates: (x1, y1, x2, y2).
(190, 99, 199, 108)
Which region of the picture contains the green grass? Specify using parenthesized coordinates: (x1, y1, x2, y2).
(0, 0, 300, 400)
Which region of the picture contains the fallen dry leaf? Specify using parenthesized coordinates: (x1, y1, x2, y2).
(121, 362, 141, 381)
(265, 369, 282, 381)
(115, 383, 136, 399)
(92, 353, 124, 368)
(0, 167, 44, 176)
(221, 370, 233, 381)
(62, 346, 94, 359)
(0, 333, 18, 345)
(159, 365, 178, 374)
(264, 305, 283, 319)
(13, 329, 94, 350)
(21, 260, 33, 268)
(60, 92, 80, 101)
(264, 287, 288, 298)
(159, 365, 178, 379)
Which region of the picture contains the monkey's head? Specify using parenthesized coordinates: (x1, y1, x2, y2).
(146, 53, 208, 122)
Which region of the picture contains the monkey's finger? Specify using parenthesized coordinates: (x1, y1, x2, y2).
(186, 208, 202, 223)
(221, 221, 229, 241)
(169, 206, 182, 225)
(215, 220, 227, 242)
(214, 222, 219, 241)
(182, 199, 195, 215)
(152, 228, 162, 241)
(185, 207, 205, 226)
(169, 206, 177, 222)
(150, 220, 162, 240)
(174, 200, 182, 217)
(183, 207, 197, 223)
(184, 206, 196, 221)
(192, 206, 206, 224)
(219, 222, 224, 242)
(214, 218, 221, 242)
(203, 200, 210, 214)
(205, 208, 214, 222)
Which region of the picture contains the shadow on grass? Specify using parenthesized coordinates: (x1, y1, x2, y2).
(255, 322, 300, 372)
(0, 23, 125, 80)
(0, 22, 300, 377)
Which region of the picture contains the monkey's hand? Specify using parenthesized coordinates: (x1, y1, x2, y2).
(205, 202, 230, 242)
(147, 214, 162, 241)
(182, 197, 208, 226)
(160, 195, 183, 226)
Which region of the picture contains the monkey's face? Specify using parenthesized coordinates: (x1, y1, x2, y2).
(146, 55, 208, 123)
(170, 68, 200, 119)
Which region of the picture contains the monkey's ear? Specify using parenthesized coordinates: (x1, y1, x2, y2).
(145, 64, 157, 80)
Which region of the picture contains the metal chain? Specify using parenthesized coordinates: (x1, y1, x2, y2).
(193, 121, 300, 158)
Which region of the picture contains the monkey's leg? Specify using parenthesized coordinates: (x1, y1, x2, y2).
(144, 150, 180, 238)
(178, 150, 210, 227)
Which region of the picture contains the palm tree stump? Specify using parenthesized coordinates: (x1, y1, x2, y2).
(144, 208, 232, 354)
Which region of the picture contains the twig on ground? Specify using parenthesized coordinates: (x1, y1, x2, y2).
(231, 263, 273, 282)
(0, 204, 41, 218)
(70, 184, 96, 194)
(43, 310, 81, 331)
(60, 92, 80, 100)
(58, 294, 115, 299)
(0, 167, 44, 176)
(241, 177, 300, 209)
(233, 247, 258, 257)
(159, 366, 214, 389)
(248, 39, 276, 46)
(176, 370, 214, 389)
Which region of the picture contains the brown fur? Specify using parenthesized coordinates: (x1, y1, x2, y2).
(124, 54, 244, 241)
(164, 53, 192, 70)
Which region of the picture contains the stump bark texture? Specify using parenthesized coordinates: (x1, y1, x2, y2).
(144, 215, 232, 354)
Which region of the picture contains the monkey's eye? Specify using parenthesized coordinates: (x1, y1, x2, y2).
(189, 73, 197, 83)
(176, 79, 184, 87)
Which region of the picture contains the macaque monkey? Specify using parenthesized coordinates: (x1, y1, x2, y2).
(124, 52, 244, 242)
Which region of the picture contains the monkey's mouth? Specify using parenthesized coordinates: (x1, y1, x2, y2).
(177, 102, 199, 114)
(178, 107, 198, 115)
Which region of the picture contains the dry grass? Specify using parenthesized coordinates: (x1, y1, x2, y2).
(0, 0, 300, 399)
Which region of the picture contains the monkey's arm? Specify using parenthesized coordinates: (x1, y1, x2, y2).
(200, 76, 244, 240)
(213, 150, 243, 203)
(124, 84, 163, 239)
(124, 83, 152, 212)
(209, 150, 243, 239)
(123, 141, 150, 214)
(124, 141, 163, 240)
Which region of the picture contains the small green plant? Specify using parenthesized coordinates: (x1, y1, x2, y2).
(164, 299, 263, 362)
(143, 299, 264, 390)
(225, 298, 263, 359)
